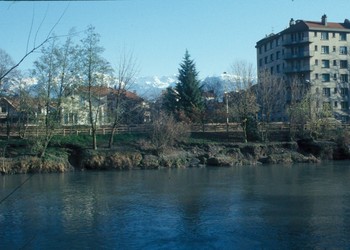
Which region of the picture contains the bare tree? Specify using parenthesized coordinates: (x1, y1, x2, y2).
(229, 61, 259, 142)
(29, 30, 81, 157)
(108, 50, 138, 148)
(31, 37, 60, 158)
(0, 49, 22, 139)
(287, 76, 311, 139)
(80, 26, 112, 150)
(0, 49, 21, 89)
(256, 69, 286, 141)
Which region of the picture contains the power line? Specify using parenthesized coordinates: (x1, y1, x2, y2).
(0, 175, 33, 205)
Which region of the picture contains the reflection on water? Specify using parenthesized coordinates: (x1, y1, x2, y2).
(1, 162, 350, 249)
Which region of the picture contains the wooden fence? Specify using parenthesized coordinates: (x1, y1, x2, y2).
(0, 124, 152, 138)
(1, 122, 349, 141)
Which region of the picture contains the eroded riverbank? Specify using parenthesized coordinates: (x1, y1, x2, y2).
(1, 139, 349, 174)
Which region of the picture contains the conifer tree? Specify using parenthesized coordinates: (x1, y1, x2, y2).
(175, 50, 203, 122)
(162, 86, 179, 115)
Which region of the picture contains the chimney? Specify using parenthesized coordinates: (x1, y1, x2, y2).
(321, 14, 327, 26)
(289, 18, 295, 26)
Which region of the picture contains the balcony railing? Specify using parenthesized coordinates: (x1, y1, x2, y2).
(284, 65, 314, 73)
(283, 50, 314, 59)
(282, 37, 310, 46)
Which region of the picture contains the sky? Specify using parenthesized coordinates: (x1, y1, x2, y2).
(2, 0, 350, 79)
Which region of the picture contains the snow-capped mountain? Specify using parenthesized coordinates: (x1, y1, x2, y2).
(129, 75, 177, 100)
(129, 73, 239, 101)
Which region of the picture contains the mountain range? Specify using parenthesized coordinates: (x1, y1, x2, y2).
(3, 74, 238, 101)
(129, 75, 177, 100)
(129, 74, 237, 101)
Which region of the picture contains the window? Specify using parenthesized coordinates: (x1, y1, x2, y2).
(264, 56, 268, 64)
(314, 31, 317, 37)
(322, 60, 330, 68)
(341, 101, 349, 110)
(321, 46, 329, 54)
(341, 116, 349, 122)
(340, 46, 348, 55)
(334, 88, 338, 94)
(333, 32, 336, 38)
(0, 106, 6, 113)
(315, 59, 318, 65)
(276, 51, 280, 59)
(341, 74, 349, 83)
(270, 54, 274, 62)
(340, 32, 347, 41)
(341, 88, 349, 97)
(276, 64, 280, 73)
(321, 32, 329, 40)
(334, 74, 337, 80)
(64, 114, 69, 124)
(333, 46, 336, 52)
(259, 59, 263, 67)
(259, 47, 262, 54)
(322, 74, 330, 82)
(315, 73, 319, 79)
(323, 88, 331, 96)
(333, 60, 337, 66)
(291, 33, 296, 42)
(334, 101, 338, 108)
(340, 60, 348, 69)
(315, 45, 318, 51)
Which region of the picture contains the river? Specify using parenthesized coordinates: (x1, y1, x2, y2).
(1, 162, 350, 249)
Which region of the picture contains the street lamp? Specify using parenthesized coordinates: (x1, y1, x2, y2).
(223, 72, 229, 133)
(224, 91, 229, 133)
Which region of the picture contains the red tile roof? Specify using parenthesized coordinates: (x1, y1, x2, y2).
(304, 21, 349, 30)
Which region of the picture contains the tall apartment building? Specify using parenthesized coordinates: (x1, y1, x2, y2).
(256, 15, 350, 122)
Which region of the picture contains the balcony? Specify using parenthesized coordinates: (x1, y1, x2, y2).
(282, 37, 311, 46)
(283, 50, 314, 60)
(284, 65, 314, 73)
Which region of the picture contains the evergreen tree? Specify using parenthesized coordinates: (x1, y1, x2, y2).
(175, 50, 203, 122)
(162, 86, 179, 115)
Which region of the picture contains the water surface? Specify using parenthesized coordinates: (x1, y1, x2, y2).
(1, 162, 350, 249)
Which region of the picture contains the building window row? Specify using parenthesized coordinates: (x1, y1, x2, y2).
(315, 31, 347, 41)
(259, 50, 283, 66)
(323, 87, 349, 97)
(315, 59, 349, 69)
(316, 45, 349, 55)
(316, 74, 349, 83)
(259, 38, 282, 54)
(322, 101, 349, 110)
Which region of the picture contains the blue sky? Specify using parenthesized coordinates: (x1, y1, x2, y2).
(2, 0, 350, 79)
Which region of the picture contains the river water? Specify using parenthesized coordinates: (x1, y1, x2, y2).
(1, 162, 350, 249)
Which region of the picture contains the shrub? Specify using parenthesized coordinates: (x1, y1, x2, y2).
(149, 112, 190, 153)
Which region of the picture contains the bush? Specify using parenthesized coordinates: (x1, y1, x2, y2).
(246, 116, 261, 142)
(149, 112, 190, 153)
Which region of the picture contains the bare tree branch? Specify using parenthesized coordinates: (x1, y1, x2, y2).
(0, 2, 69, 83)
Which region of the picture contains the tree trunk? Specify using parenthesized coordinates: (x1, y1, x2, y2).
(92, 129, 97, 150)
(108, 126, 117, 148)
(242, 120, 248, 143)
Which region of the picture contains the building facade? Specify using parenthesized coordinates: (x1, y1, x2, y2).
(256, 15, 350, 122)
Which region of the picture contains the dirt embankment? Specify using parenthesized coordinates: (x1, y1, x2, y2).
(1, 139, 349, 174)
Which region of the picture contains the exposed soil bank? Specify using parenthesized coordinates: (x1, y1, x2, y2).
(1, 139, 349, 174)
